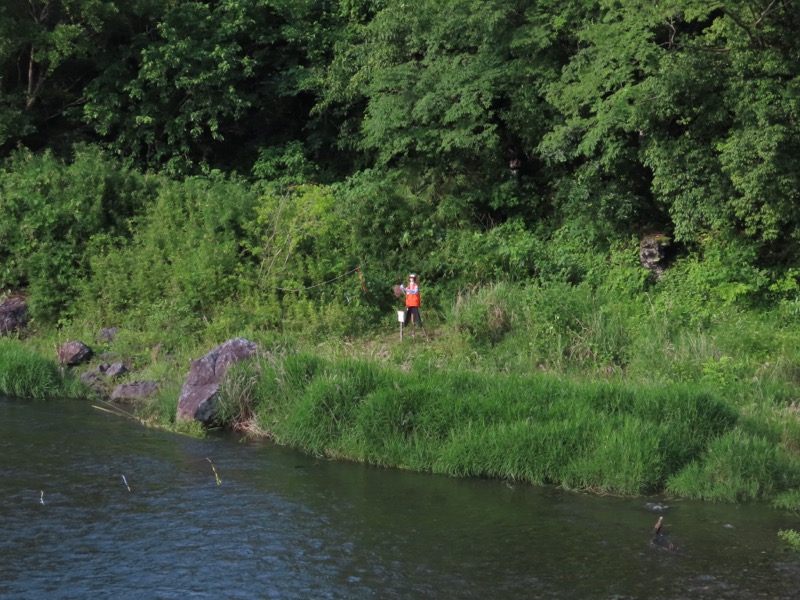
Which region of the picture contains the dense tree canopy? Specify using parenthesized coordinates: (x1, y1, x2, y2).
(3, 0, 800, 325)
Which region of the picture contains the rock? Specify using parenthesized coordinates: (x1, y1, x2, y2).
(105, 363, 128, 379)
(111, 381, 158, 403)
(644, 502, 671, 512)
(639, 233, 672, 279)
(0, 295, 28, 336)
(98, 327, 119, 343)
(57, 341, 93, 366)
(177, 337, 259, 425)
(80, 364, 109, 394)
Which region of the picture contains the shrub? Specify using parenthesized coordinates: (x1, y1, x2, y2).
(0, 146, 154, 322)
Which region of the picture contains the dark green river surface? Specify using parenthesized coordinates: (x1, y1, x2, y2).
(2, 396, 799, 599)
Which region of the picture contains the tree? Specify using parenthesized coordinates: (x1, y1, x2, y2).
(0, 0, 122, 152)
(83, 0, 273, 172)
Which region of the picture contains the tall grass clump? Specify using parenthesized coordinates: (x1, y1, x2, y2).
(280, 359, 390, 456)
(666, 430, 800, 502)
(447, 282, 640, 374)
(0, 339, 80, 398)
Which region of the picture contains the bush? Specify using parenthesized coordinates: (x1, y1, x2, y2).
(0, 145, 154, 322)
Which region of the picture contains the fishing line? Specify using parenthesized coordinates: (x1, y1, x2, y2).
(92, 399, 142, 424)
(275, 261, 368, 293)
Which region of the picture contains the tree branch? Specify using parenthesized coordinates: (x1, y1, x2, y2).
(754, 0, 779, 28)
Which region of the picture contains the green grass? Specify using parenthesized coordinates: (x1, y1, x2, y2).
(215, 352, 800, 500)
(9, 279, 800, 504)
(0, 339, 82, 399)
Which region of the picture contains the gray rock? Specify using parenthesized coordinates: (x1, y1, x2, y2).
(111, 381, 158, 403)
(98, 327, 119, 343)
(57, 341, 93, 366)
(80, 364, 110, 394)
(0, 295, 28, 336)
(177, 337, 259, 425)
(105, 363, 128, 379)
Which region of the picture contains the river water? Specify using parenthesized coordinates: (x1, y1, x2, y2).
(1, 396, 799, 599)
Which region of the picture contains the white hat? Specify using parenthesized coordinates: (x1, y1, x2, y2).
(409, 273, 416, 279)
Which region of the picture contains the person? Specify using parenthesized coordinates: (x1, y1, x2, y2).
(400, 273, 428, 340)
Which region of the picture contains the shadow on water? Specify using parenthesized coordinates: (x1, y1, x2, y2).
(1, 396, 799, 599)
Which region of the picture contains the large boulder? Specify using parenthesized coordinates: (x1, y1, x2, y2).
(57, 341, 93, 366)
(177, 338, 259, 425)
(0, 295, 28, 336)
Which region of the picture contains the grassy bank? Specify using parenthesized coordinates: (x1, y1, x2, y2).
(212, 351, 800, 503)
(7, 281, 800, 507)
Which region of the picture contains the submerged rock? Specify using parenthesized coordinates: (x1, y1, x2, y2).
(176, 337, 259, 425)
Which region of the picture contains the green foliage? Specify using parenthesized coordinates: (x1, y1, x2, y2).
(666, 430, 800, 502)
(0, 145, 153, 321)
(84, 0, 273, 171)
(773, 489, 800, 512)
(358, 0, 514, 166)
(778, 529, 800, 551)
(238, 352, 749, 497)
(78, 171, 257, 337)
(0, 0, 121, 150)
(447, 281, 644, 373)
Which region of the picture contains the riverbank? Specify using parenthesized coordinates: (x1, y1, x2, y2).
(210, 350, 800, 506)
(4, 283, 800, 508)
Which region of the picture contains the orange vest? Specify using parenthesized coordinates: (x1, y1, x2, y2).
(405, 282, 420, 307)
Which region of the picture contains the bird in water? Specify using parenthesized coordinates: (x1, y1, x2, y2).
(654, 516, 664, 535)
(650, 516, 677, 552)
